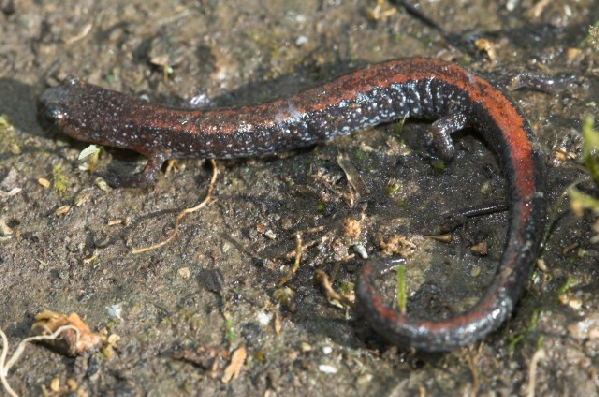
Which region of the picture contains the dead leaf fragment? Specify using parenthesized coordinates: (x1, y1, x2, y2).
(470, 241, 488, 256)
(379, 234, 417, 258)
(55, 205, 72, 216)
(38, 177, 51, 188)
(221, 347, 247, 383)
(30, 311, 102, 356)
(474, 38, 497, 60)
(174, 345, 220, 377)
(178, 267, 191, 279)
(0, 219, 13, 236)
(342, 217, 362, 239)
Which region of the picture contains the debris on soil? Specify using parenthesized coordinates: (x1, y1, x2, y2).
(30, 311, 102, 356)
(173, 345, 220, 378)
(0, 168, 21, 197)
(132, 159, 218, 254)
(314, 269, 355, 308)
(474, 37, 497, 61)
(221, 347, 247, 383)
(568, 313, 599, 340)
(273, 286, 296, 311)
(0, 219, 12, 238)
(277, 233, 303, 286)
(1, 315, 100, 397)
(342, 217, 363, 239)
(174, 345, 247, 383)
(378, 234, 417, 257)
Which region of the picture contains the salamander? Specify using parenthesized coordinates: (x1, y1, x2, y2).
(39, 58, 546, 351)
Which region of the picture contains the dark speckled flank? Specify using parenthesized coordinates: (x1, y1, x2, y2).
(39, 58, 546, 351)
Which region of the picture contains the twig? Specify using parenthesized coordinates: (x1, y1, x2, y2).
(277, 233, 303, 286)
(62, 23, 93, 45)
(314, 269, 355, 307)
(0, 188, 21, 197)
(466, 345, 480, 397)
(133, 159, 218, 254)
(525, 349, 546, 397)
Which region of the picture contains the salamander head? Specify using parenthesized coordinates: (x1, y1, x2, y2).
(39, 76, 139, 148)
(40, 76, 100, 142)
(40, 76, 82, 120)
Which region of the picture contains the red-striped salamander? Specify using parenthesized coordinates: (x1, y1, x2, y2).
(39, 59, 546, 351)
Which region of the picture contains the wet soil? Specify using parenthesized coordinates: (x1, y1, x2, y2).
(1, 0, 599, 395)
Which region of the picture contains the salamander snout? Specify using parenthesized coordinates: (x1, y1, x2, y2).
(38, 86, 74, 123)
(42, 103, 65, 121)
(38, 87, 71, 132)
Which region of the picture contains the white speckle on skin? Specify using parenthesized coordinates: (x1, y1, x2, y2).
(356, 92, 368, 103)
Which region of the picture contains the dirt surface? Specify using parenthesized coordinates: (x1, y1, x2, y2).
(1, 0, 599, 395)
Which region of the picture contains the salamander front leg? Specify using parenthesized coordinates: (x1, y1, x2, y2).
(429, 112, 468, 161)
(102, 153, 167, 188)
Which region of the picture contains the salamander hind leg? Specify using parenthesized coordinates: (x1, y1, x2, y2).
(101, 152, 167, 188)
(429, 112, 468, 161)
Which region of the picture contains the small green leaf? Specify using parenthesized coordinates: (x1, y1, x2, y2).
(396, 265, 406, 314)
(78, 145, 102, 161)
(569, 189, 599, 217)
(582, 116, 599, 186)
(52, 163, 68, 194)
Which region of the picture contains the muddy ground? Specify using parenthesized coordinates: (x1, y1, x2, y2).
(1, 0, 599, 395)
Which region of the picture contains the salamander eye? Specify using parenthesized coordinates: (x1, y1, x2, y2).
(63, 75, 82, 87)
(43, 104, 66, 120)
